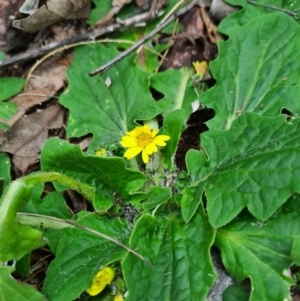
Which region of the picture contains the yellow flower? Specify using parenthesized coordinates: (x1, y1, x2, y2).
(193, 61, 208, 77)
(95, 148, 108, 157)
(120, 125, 170, 164)
(86, 267, 115, 296)
(114, 294, 124, 301)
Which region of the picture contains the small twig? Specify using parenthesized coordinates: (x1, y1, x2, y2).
(0, 11, 159, 69)
(89, 0, 202, 76)
(247, 0, 300, 19)
(24, 39, 164, 91)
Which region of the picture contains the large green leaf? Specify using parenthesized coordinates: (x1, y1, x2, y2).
(201, 13, 300, 130)
(0, 266, 47, 301)
(122, 206, 216, 301)
(215, 196, 300, 301)
(42, 212, 130, 301)
(0, 180, 44, 261)
(59, 44, 161, 152)
(184, 113, 300, 227)
(41, 138, 146, 201)
(219, 0, 300, 33)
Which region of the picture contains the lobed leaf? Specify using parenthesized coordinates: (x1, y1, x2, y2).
(22, 184, 72, 219)
(215, 196, 300, 301)
(41, 138, 146, 200)
(42, 213, 131, 301)
(201, 13, 300, 130)
(59, 43, 161, 152)
(219, 0, 300, 33)
(123, 206, 216, 301)
(151, 68, 199, 116)
(184, 113, 300, 227)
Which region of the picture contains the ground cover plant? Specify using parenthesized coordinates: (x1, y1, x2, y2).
(1, 0, 300, 300)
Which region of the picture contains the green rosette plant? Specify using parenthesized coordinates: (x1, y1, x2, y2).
(1, 2, 300, 301)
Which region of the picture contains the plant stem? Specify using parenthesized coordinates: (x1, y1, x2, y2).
(22, 172, 95, 202)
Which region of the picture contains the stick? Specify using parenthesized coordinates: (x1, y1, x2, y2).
(0, 12, 157, 69)
(89, 0, 203, 76)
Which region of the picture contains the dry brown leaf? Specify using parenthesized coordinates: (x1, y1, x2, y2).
(12, 0, 90, 33)
(7, 86, 56, 126)
(200, 6, 222, 44)
(27, 53, 72, 91)
(0, 104, 64, 174)
(2, 52, 72, 128)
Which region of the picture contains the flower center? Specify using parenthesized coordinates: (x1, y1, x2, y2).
(137, 132, 153, 148)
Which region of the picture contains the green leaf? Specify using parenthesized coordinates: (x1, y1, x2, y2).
(0, 77, 24, 101)
(41, 138, 146, 199)
(0, 180, 44, 261)
(16, 253, 30, 277)
(161, 109, 186, 169)
(222, 284, 249, 301)
(185, 113, 300, 227)
(88, 0, 111, 25)
(122, 207, 216, 301)
(0, 51, 5, 61)
(202, 13, 300, 130)
(151, 68, 199, 116)
(0, 77, 23, 123)
(0, 152, 11, 197)
(59, 44, 161, 152)
(140, 186, 172, 210)
(150, 68, 204, 168)
(291, 234, 300, 265)
(215, 196, 300, 301)
(181, 184, 203, 224)
(0, 101, 17, 120)
(0, 266, 47, 301)
(42, 213, 131, 301)
(22, 184, 72, 219)
(219, 0, 300, 33)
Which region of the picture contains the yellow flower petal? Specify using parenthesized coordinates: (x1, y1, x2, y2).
(124, 147, 142, 159)
(86, 267, 115, 296)
(142, 149, 149, 163)
(120, 125, 170, 163)
(153, 135, 170, 146)
(142, 125, 152, 135)
(151, 129, 159, 137)
(146, 143, 157, 154)
(193, 61, 208, 76)
(114, 294, 124, 301)
(120, 136, 137, 147)
(127, 127, 142, 137)
(95, 148, 108, 157)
